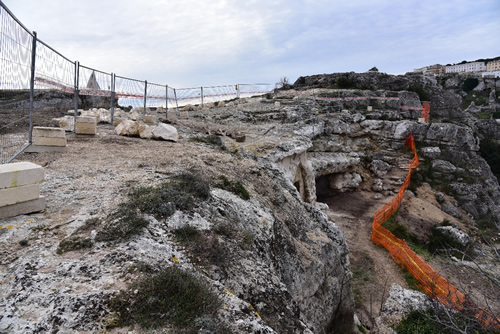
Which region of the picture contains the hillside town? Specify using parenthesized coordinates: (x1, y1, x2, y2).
(413, 57, 500, 77)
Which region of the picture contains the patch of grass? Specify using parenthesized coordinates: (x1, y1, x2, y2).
(173, 226, 231, 267)
(56, 236, 92, 254)
(215, 175, 250, 200)
(173, 225, 200, 242)
(239, 231, 255, 250)
(408, 85, 430, 101)
(108, 266, 222, 330)
(190, 135, 226, 150)
(95, 205, 149, 242)
(463, 78, 479, 92)
(479, 111, 491, 119)
(401, 266, 421, 291)
(479, 137, 500, 180)
(132, 173, 211, 219)
(428, 224, 467, 254)
(97, 172, 211, 242)
(396, 309, 495, 334)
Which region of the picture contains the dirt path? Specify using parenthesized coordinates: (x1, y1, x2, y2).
(321, 169, 411, 329)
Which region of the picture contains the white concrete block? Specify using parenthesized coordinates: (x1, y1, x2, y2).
(0, 162, 44, 189)
(0, 196, 46, 219)
(33, 137, 67, 147)
(32, 127, 66, 138)
(0, 184, 40, 207)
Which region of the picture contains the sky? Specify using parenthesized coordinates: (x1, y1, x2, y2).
(2, 0, 500, 89)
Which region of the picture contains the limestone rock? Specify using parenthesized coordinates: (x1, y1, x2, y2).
(115, 119, 139, 136)
(431, 160, 457, 173)
(182, 104, 195, 111)
(435, 225, 470, 246)
(55, 116, 75, 131)
(370, 159, 391, 177)
(376, 284, 432, 333)
(152, 123, 179, 142)
(138, 122, 154, 139)
(329, 173, 362, 191)
(441, 200, 462, 218)
(421, 147, 441, 159)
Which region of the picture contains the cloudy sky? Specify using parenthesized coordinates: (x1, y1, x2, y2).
(3, 0, 499, 89)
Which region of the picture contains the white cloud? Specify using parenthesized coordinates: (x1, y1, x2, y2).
(2, 0, 499, 87)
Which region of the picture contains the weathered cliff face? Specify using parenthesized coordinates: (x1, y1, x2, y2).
(291, 72, 500, 229)
(0, 126, 353, 333)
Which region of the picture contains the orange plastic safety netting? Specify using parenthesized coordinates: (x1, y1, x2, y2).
(421, 102, 430, 123)
(370, 134, 499, 330)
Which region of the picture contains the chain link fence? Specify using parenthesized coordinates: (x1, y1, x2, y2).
(0, 1, 275, 164)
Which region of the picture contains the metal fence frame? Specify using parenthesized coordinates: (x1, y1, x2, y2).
(0, 0, 274, 163)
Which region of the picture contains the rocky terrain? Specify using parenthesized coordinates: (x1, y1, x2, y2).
(0, 72, 499, 333)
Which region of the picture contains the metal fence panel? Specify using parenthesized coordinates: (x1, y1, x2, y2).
(146, 82, 166, 108)
(202, 85, 237, 104)
(238, 83, 274, 98)
(115, 75, 145, 108)
(0, 3, 34, 163)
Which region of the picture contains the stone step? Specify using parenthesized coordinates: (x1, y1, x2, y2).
(33, 136, 67, 147)
(0, 196, 46, 219)
(0, 162, 44, 190)
(32, 127, 65, 138)
(0, 184, 40, 207)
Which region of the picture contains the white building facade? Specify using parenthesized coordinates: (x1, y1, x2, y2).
(445, 62, 487, 73)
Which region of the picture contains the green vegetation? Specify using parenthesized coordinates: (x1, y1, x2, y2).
(408, 85, 430, 101)
(97, 172, 210, 242)
(336, 77, 357, 89)
(396, 309, 496, 334)
(479, 137, 500, 180)
(190, 135, 226, 150)
(401, 266, 420, 291)
(215, 175, 250, 200)
(173, 226, 231, 267)
(56, 236, 92, 254)
(462, 78, 479, 92)
(108, 266, 222, 330)
(461, 90, 489, 109)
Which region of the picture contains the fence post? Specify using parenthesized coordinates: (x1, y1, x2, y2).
(143, 80, 147, 116)
(201, 86, 204, 108)
(110, 73, 115, 125)
(73, 61, 80, 132)
(174, 89, 179, 110)
(166, 85, 169, 111)
(237, 84, 240, 99)
(28, 31, 37, 144)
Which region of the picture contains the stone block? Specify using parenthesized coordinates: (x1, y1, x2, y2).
(0, 196, 46, 219)
(33, 137, 67, 147)
(32, 127, 66, 138)
(179, 111, 189, 119)
(0, 184, 40, 207)
(418, 117, 426, 123)
(0, 162, 44, 189)
(76, 116, 97, 124)
(144, 115, 156, 124)
(112, 117, 126, 126)
(367, 106, 373, 112)
(275, 101, 281, 108)
(167, 110, 178, 121)
(75, 122, 97, 135)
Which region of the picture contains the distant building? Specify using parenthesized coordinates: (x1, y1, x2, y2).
(486, 60, 500, 72)
(413, 64, 445, 76)
(445, 62, 486, 73)
(482, 71, 500, 78)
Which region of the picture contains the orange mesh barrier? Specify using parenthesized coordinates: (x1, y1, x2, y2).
(371, 134, 499, 330)
(421, 102, 430, 122)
